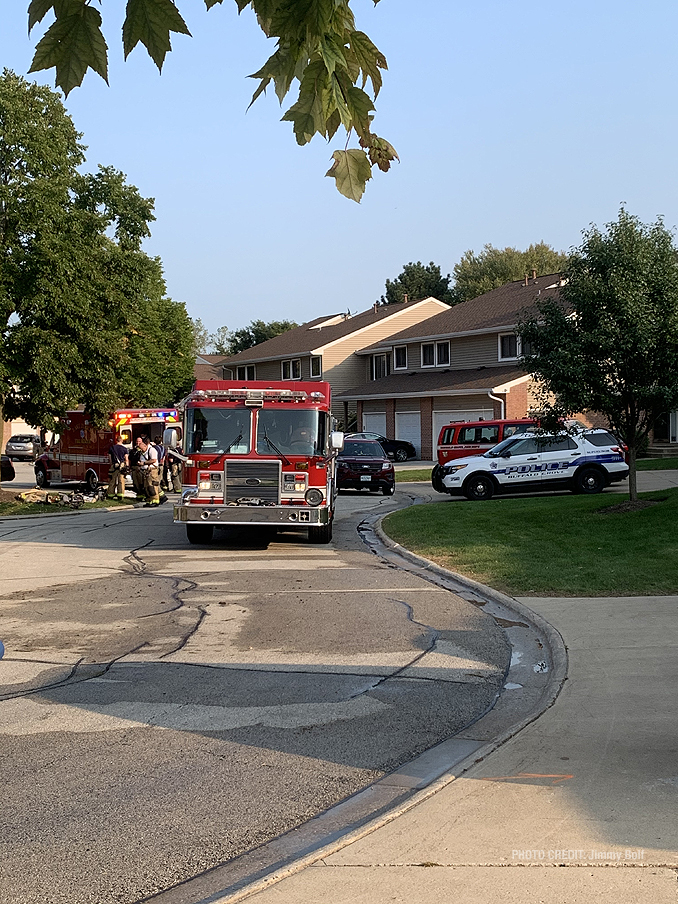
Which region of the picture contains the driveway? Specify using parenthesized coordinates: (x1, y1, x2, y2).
(0, 488, 509, 904)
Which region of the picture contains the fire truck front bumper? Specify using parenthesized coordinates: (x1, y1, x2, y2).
(173, 503, 331, 526)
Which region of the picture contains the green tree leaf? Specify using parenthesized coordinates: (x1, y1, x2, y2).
(325, 149, 371, 203)
(28, 0, 55, 31)
(23, 0, 395, 200)
(29, 1, 108, 95)
(123, 0, 191, 70)
(347, 30, 387, 95)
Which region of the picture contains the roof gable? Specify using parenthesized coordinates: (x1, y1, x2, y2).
(360, 275, 564, 351)
(219, 298, 449, 364)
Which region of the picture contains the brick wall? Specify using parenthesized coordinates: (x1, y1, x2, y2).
(420, 397, 433, 459)
(505, 382, 529, 418)
(385, 399, 395, 437)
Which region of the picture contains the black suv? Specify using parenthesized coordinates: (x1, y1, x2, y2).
(336, 440, 396, 495)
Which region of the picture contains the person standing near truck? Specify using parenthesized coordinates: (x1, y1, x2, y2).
(107, 436, 129, 500)
(137, 435, 160, 506)
(128, 442, 145, 497)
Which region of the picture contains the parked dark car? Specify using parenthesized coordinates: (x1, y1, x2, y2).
(1, 454, 16, 482)
(346, 432, 416, 462)
(336, 439, 395, 495)
(4, 434, 41, 461)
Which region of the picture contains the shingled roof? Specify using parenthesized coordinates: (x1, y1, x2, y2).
(359, 274, 564, 351)
(219, 299, 446, 365)
(336, 364, 528, 401)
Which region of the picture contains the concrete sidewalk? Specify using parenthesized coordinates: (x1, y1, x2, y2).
(239, 593, 678, 904)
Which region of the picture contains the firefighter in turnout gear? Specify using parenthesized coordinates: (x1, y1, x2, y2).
(107, 436, 129, 500)
(136, 435, 160, 506)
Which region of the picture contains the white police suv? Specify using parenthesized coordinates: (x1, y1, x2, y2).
(438, 430, 629, 500)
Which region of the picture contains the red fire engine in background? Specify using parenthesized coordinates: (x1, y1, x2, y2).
(34, 408, 181, 492)
(168, 381, 344, 545)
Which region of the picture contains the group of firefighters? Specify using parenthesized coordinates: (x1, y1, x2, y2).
(107, 434, 182, 505)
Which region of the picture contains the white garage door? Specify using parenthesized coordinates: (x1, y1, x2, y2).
(395, 412, 421, 458)
(432, 409, 493, 447)
(362, 412, 387, 435)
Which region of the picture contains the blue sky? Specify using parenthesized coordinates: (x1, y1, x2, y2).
(2, 1, 678, 334)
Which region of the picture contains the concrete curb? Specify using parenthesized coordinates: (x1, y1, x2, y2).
(372, 513, 569, 716)
(145, 492, 569, 904)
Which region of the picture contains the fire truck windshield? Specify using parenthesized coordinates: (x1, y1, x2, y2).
(186, 407, 251, 455)
(256, 409, 324, 456)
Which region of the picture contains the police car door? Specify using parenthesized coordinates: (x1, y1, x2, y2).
(497, 436, 543, 489)
(537, 435, 580, 487)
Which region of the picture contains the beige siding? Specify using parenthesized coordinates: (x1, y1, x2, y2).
(320, 299, 447, 395)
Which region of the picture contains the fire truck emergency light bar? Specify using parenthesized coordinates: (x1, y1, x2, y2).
(115, 410, 179, 424)
(186, 388, 326, 404)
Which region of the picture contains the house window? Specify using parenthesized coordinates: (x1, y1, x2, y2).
(436, 342, 450, 366)
(236, 364, 256, 381)
(421, 343, 435, 367)
(371, 354, 389, 380)
(282, 358, 301, 380)
(499, 334, 519, 360)
(394, 346, 407, 370)
(310, 356, 322, 378)
(422, 342, 449, 367)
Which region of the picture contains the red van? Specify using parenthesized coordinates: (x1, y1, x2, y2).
(432, 418, 535, 492)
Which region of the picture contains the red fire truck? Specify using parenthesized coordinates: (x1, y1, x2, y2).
(168, 381, 344, 545)
(34, 407, 181, 492)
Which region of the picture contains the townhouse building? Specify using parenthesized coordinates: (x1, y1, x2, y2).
(214, 298, 450, 427)
(336, 274, 564, 459)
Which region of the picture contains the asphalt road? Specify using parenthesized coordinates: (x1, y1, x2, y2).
(0, 469, 510, 904)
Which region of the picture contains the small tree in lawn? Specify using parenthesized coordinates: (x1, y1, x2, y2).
(518, 209, 678, 502)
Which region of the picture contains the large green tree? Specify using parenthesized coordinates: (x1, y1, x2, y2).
(0, 70, 195, 432)
(24, 0, 396, 202)
(380, 261, 454, 306)
(451, 242, 569, 304)
(518, 210, 678, 502)
(224, 318, 298, 355)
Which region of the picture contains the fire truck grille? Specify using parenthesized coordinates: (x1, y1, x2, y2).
(224, 461, 281, 505)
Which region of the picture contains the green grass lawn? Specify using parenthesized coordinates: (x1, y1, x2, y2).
(396, 468, 433, 482)
(636, 457, 678, 470)
(382, 488, 678, 596)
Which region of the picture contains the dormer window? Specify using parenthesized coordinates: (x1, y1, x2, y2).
(282, 358, 301, 380)
(499, 333, 531, 360)
(370, 354, 390, 380)
(394, 346, 407, 370)
(236, 364, 256, 381)
(421, 341, 450, 367)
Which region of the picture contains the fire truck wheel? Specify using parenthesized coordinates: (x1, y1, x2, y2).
(308, 520, 333, 544)
(35, 465, 49, 488)
(186, 524, 214, 544)
(84, 470, 99, 494)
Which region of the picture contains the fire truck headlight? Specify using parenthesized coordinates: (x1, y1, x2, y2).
(198, 472, 211, 490)
(305, 488, 324, 506)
